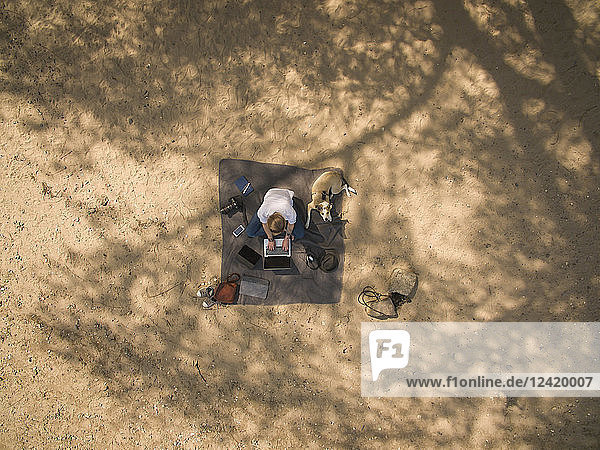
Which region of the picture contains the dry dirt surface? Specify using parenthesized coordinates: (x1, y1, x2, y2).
(1, 0, 599, 448)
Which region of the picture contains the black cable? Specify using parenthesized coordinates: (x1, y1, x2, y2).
(358, 286, 412, 318)
(358, 286, 393, 318)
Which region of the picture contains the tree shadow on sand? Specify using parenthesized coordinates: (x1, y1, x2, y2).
(4, 0, 599, 446)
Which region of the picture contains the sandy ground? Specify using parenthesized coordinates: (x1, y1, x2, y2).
(1, 0, 599, 447)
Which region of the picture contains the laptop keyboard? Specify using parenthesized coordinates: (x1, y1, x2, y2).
(265, 246, 288, 257)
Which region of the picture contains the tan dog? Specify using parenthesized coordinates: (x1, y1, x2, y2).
(305, 170, 357, 228)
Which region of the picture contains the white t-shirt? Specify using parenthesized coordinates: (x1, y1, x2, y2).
(257, 188, 296, 224)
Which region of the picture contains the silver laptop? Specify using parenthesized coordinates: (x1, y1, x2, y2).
(263, 238, 292, 270)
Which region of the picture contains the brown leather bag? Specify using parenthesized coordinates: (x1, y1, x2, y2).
(213, 273, 240, 304)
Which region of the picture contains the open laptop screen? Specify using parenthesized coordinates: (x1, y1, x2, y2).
(263, 255, 291, 270)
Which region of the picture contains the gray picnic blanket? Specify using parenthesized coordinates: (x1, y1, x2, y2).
(219, 158, 347, 305)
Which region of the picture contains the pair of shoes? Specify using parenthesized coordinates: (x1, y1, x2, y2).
(197, 286, 217, 308)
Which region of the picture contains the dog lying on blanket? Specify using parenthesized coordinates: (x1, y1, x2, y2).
(305, 170, 357, 228)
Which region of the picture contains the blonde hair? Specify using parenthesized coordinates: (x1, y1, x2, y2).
(267, 213, 285, 234)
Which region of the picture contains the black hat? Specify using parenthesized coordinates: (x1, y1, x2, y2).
(319, 251, 339, 272)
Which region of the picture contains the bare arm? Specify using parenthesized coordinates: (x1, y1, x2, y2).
(286, 222, 295, 239)
(262, 223, 275, 250)
(282, 222, 294, 251)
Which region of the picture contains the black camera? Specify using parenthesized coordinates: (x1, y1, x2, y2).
(220, 196, 242, 217)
